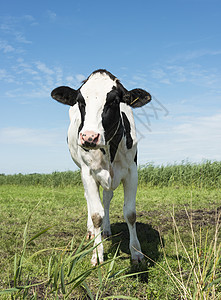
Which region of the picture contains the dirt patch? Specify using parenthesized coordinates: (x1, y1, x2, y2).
(51, 231, 73, 238)
(137, 206, 221, 235)
(138, 206, 221, 233)
(175, 206, 221, 227)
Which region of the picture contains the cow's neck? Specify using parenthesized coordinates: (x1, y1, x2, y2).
(109, 119, 124, 162)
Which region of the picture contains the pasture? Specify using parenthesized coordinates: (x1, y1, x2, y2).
(0, 161, 220, 299)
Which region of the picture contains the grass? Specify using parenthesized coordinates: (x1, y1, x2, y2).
(0, 161, 220, 299)
(1, 160, 221, 189)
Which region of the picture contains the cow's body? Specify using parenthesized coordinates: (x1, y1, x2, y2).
(51, 69, 151, 265)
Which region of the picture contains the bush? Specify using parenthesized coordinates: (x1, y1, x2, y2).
(0, 160, 220, 188)
(138, 160, 221, 189)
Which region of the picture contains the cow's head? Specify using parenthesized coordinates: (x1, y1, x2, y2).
(51, 69, 151, 149)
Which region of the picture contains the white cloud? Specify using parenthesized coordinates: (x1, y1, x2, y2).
(150, 62, 221, 90)
(0, 40, 15, 53)
(0, 16, 33, 45)
(169, 49, 221, 63)
(47, 10, 57, 21)
(0, 69, 15, 83)
(151, 68, 167, 79)
(0, 127, 64, 146)
(54, 67, 63, 85)
(138, 112, 221, 165)
(35, 61, 54, 75)
(23, 15, 35, 22)
(75, 74, 85, 83)
(15, 32, 32, 44)
(66, 75, 74, 82)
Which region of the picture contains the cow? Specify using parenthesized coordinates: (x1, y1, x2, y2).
(51, 69, 151, 265)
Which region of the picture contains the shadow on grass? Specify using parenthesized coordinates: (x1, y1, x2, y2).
(105, 222, 162, 283)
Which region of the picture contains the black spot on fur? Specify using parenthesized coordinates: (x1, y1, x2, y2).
(100, 148, 106, 155)
(77, 93, 86, 134)
(109, 120, 124, 162)
(134, 151, 137, 165)
(102, 88, 121, 142)
(122, 112, 133, 149)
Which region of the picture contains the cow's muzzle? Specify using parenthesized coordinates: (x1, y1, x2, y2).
(80, 131, 100, 148)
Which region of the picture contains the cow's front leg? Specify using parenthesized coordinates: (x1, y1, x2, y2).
(86, 195, 95, 240)
(122, 163, 143, 263)
(81, 167, 104, 265)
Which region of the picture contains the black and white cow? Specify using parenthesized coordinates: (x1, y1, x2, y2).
(51, 69, 151, 265)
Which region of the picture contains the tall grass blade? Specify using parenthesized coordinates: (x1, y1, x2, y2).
(27, 226, 53, 244)
(0, 288, 20, 295)
(206, 276, 221, 288)
(82, 282, 94, 300)
(13, 253, 17, 287)
(105, 244, 120, 285)
(60, 265, 66, 294)
(103, 296, 139, 300)
(97, 260, 102, 286)
(53, 263, 59, 291)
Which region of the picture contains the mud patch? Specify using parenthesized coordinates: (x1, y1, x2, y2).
(137, 206, 221, 234)
(92, 213, 103, 228)
(51, 231, 73, 238)
(175, 207, 221, 227)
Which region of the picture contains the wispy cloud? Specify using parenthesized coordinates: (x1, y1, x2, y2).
(14, 32, 32, 44)
(150, 62, 221, 89)
(138, 112, 221, 165)
(35, 61, 54, 75)
(0, 127, 64, 146)
(169, 49, 221, 63)
(1, 56, 86, 100)
(47, 10, 57, 21)
(0, 40, 15, 53)
(0, 15, 33, 48)
(75, 74, 85, 83)
(0, 69, 15, 83)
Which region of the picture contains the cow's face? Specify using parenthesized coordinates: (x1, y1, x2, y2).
(51, 69, 151, 149)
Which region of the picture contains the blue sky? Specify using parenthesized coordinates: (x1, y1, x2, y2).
(0, 0, 221, 174)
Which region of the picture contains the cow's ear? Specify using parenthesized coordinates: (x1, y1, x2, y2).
(51, 86, 78, 106)
(123, 88, 151, 108)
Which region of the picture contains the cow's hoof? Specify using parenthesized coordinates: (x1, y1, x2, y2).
(131, 252, 144, 265)
(132, 257, 145, 265)
(131, 256, 146, 272)
(102, 231, 112, 239)
(86, 231, 95, 240)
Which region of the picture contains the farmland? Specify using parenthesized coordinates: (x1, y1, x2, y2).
(0, 161, 220, 299)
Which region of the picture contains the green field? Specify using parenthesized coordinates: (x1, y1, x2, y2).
(0, 162, 220, 299)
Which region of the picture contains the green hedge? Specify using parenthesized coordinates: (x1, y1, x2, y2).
(0, 170, 82, 187)
(138, 160, 221, 188)
(0, 161, 220, 188)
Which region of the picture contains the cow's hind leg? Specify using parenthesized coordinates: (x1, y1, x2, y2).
(103, 190, 113, 238)
(122, 163, 143, 263)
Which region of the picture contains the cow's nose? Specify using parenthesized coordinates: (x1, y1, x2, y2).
(80, 131, 100, 148)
